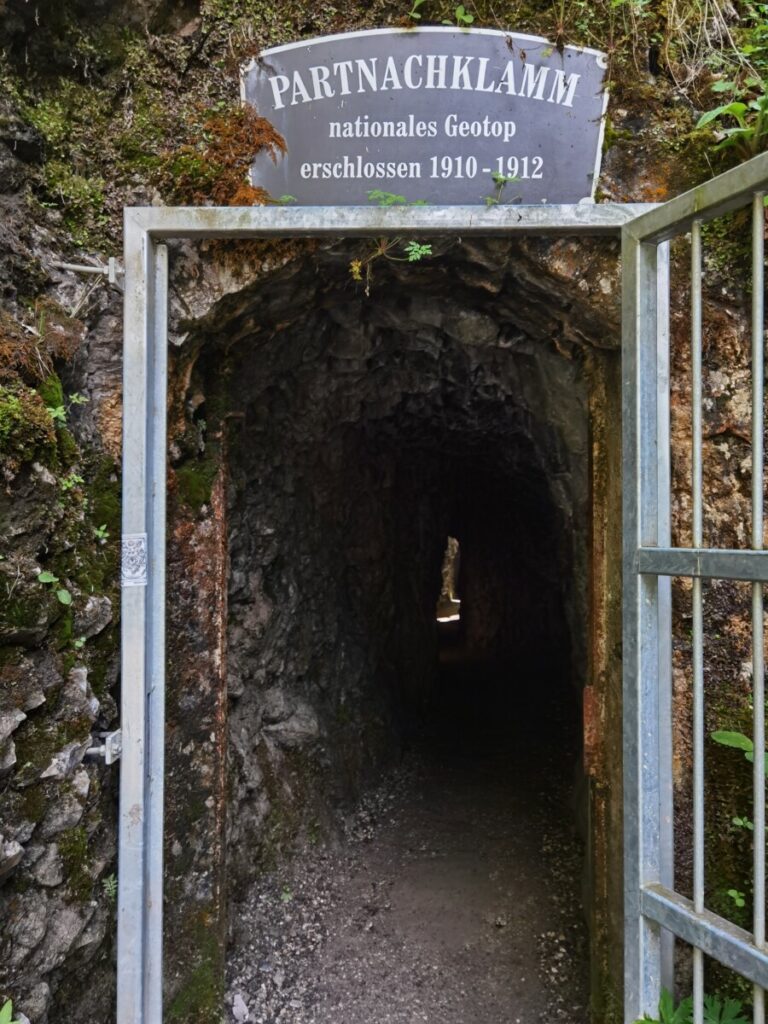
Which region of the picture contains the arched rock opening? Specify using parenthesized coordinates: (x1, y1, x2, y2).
(163, 237, 624, 1018)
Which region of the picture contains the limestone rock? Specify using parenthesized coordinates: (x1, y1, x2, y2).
(32, 903, 90, 973)
(73, 595, 112, 640)
(17, 982, 51, 1022)
(0, 735, 17, 776)
(55, 667, 99, 724)
(40, 739, 90, 782)
(0, 833, 24, 882)
(233, 993, 250, 1022)
(0, 708, 26, 742)
(5, 892, 48, 966)
(37, 790, 84, 840)
(263, 701, 320, 749)
(30, 843, 64, 887)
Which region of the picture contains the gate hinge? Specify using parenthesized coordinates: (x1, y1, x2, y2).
(86, 729, 122, 765)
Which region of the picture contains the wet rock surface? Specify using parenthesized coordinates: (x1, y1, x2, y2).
(226, 663, 588, 1024)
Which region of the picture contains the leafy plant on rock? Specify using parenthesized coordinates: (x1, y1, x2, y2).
(634, 988, 748, 1024)
(37, 569, 72, 606)
(0, 1001, 21, 1024)
(697, 84, 768, 161)
(407, 0, 426, 21)
(693, 3, 768, 162)
(349, 237, 433, 293)
(349, 190, 434, 291)
(711, 729, 768, 774)
(443, 4, 473, 26)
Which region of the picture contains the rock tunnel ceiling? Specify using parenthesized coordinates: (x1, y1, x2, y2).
(171, 237, 619, 888)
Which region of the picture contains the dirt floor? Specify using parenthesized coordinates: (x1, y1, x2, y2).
(226, 663, 590, 1024)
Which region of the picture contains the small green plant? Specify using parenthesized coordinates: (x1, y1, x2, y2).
(0, 1000, 21, 1024)
(697, 84, 768, 161)
(732, 815, 755, 831)
(61, 472, 85, 492)
(408, 0, 426, 20)
(634, 989, 748, 1024)
(102, 873, 118, 903)
(47, 404, 66, 423)
(711, 729, 768, 774)
(94, 523, 109, 541)
(484, 170, 520, 207)
(46, 391, 89, 425)
(349, 236, 432, 292)
(367, 189, 428, 207)
(443, 4, 474, 26)
(280, 885, 293, 903)
(726, 887, 747, 908)
(37, 570, 72, 606)
(702, 995, 749, 1024)
(404, 241, 433, 261)
(635, 989, 692, 1024)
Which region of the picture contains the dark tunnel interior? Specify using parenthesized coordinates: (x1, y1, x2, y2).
(176, 242, 605, 1017)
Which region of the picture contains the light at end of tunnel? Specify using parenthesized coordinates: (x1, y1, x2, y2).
(436, 536, 462, 623)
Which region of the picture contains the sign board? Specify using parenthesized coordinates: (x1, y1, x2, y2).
(241, 28, 608, 206)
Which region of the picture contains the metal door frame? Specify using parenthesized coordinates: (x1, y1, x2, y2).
(622, 149, 768, 1023)
(117, 163, 761, 1023)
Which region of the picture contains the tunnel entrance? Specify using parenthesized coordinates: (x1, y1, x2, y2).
(165, 237, 616, 1022)
(116, 163, 768, 1024)
(117, 201, 636, 1024)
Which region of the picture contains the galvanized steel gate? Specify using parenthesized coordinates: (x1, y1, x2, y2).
(118, 152, 768, 1024)
(622, 151, 768, 1022)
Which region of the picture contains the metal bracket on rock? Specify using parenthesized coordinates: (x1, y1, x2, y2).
(51, 257, 124, 290)
(86, 729, 122, 765)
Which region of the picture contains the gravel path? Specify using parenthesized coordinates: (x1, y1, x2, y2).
(226, 669, 590, 1024)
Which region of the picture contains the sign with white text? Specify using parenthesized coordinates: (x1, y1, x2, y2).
(241, 28, 608, 206)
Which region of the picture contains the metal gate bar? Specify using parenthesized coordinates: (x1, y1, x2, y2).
(623, 150, 768, 1023)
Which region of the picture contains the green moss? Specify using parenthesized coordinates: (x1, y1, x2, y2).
(42, 161, 108, 247)
(1, 589, 51, 633)
(57, 426, 80, 467)
(167, 916, 224, 1022)
(20, 784, 47, 824)
(54, 608, 74, 648)
(85, 629, 117, 697)
(13, 715, 92, 785)
(174, 456, 221, 511)
(601, 116, 633, 154)
(0, 384, 58, 469)
(38, 373, 64, 409)
(88, 457, 121, 536)
(58, 824, 92, 900)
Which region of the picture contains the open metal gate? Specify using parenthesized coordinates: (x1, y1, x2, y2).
(622, 150, 768, 1022)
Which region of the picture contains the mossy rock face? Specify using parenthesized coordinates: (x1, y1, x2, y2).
(166, 914, 225, 1023)
(0, 577, 56, 647)
(0, 384, 57, 472)
(174, 454, 222, 512)
(57, 824, 92, 900)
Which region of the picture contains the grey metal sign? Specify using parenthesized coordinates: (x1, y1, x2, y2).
(241, 27, 608, 206)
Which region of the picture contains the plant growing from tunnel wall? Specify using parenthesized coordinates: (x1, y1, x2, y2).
(349, 236, 434, 293)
